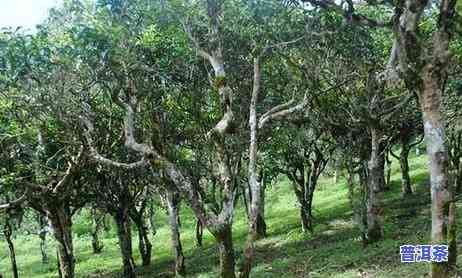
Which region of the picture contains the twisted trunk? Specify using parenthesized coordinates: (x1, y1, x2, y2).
(136, 220, 152, 266)
(114, 209, 136, 278)
(47, 206, 75, 278)
(130, 208, 152, 266)
(290, 162, 322, 234)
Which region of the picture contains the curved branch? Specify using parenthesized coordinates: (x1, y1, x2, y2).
(258, 97, 308, 129)
(0, 191, 28, 211)
(81, 116, 148, 170)
(409, 134, 424, 148)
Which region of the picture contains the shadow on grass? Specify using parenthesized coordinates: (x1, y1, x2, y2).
(63, 156, 462, 278)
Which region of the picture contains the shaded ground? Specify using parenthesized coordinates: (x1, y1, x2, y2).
(1, 154, 461, 277)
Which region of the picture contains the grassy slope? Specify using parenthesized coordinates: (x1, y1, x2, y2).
(1, 154, 461, 278)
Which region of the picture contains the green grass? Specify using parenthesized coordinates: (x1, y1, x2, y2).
(1, 154, 461, 277)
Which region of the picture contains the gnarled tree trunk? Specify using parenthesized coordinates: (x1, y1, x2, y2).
(130, 206, 152, 266)
(114, 209, 136, 278)
(135, 219, 152, 266)
(166, 190, 186, 277)
(47, 206, 75, 278)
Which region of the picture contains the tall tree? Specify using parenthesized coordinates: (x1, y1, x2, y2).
(287, 0, 461, 274)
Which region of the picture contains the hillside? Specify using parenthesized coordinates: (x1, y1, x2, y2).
(1, 154, 461, 278)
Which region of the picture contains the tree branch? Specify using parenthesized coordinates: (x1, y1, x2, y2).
(409, 134, 424, 148)
(299, 0, 393, 28)
(380, 93, 414, 120)
(0, 191, 28, 211)
(81, 115, 148, 169)
(258, 97, 308, 129)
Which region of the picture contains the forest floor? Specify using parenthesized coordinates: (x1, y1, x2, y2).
(1, 154, 462, 278)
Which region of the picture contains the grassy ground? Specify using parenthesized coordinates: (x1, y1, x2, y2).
(1, 154, 461, 277)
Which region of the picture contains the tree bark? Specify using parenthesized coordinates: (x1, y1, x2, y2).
(290, 165, 318, 234)
(346, 160, 368, 242)
(456, 160, 462, 193)
(4, 220, 19, 278)
(136, 218, 152, 266)
(239, 56, 264, 278)
(385, 151, 392, 189)
(358, 163, 369, 244)
(346, 164, 356, 212)
(38, 215, 49, 264)
(148, 202, 157, 237)
(114, 209, 136, 278)
(214, 224, 236, 278)
(243, 180, 267, 240)
(299, 198, 311, 233)
(91, 230, 103, 254)
(166, 191, 186, 277)
(366, 128, 385, 243)
(447, 201, 457, 270)
(400, 144, 413, 195)
(255, 171, 267, 238)
(421, 88, 456, 277)
(392, 0, 458, 274)
(195, 219, 203, 247)
(47, 207, 75, 278)
(90, 209, 104, 254)
(290, 177, 312, 233)
(334, 160, 341, 184)
(130, 207, 152, 267)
